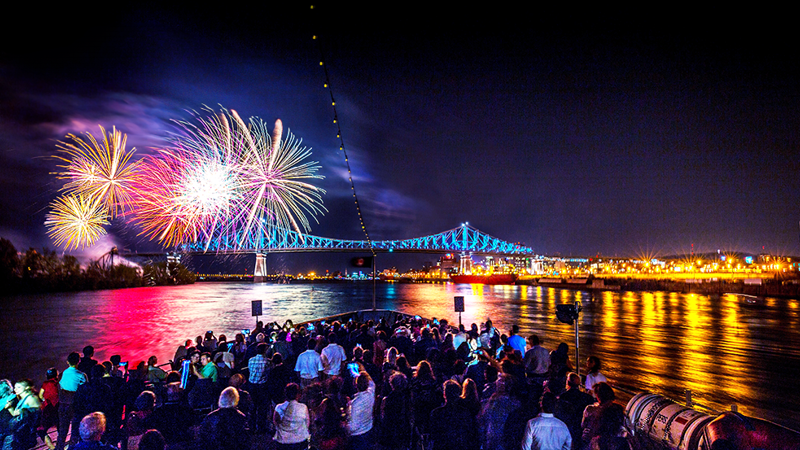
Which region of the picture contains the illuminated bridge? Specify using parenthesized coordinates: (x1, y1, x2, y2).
(187, 223, 532, 256)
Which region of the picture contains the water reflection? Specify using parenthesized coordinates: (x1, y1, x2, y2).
(2, 282, 799, 430)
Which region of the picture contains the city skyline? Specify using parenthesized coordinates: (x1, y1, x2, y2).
(2, 6, 798, 269)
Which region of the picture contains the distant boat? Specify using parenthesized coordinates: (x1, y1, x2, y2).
(449, 273, 517, 285)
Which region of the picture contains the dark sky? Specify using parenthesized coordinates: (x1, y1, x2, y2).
(1, 6, 798, 271)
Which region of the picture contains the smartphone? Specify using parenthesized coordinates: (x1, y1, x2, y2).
(120, 361, 128, 367)
(242, 329, 250, 335)
(347, 362, 360, 378)
(307, 323, 315, 331)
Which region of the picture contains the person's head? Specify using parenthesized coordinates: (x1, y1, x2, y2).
(528, 335, 540, 347)
(229, 373, 245, 389)
(284, 383, 301, 401)
(353, 346, 364, 361)
(443, 379, 461, 403)
(82, 345, 94, 357)
(165, 383, 183, 402)
(235, 333, 244, 344)
(271, 352, 283, 365)
(567, 372, 581, 389)
(189, 351, 200, 364)
(415, 360, 434, 380)
(46, 367, 59, 380)
(461, 378, 478, 401)
(218, 386, 239, 408)
(587, 356, 602, 374)
(389, 372, 407, 391)
(386, 347, 398, 364)
(110, 354, 121, 366)
(327, 332, 337, 344)
(256, 333, 266, 343)
(200, 352, 212, 365)
(135, 390, 156, 411)
(148, 356, 158, 366)
(13, 379, 33, 396)
(79, 412, 107, 442)
(308, 339, 317, 350)
(139, 429, 166, 450)
(256, 343, 267, 356)
(593, 382, 616, 403)
(540, 392, 557, 414)
(91, 364, 107, 380)
(102, 361, 112, 373)
(356, 372, 371, 393)
(67, 352, 81, 367)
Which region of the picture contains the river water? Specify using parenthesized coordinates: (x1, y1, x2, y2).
(2, 281, 799, 430)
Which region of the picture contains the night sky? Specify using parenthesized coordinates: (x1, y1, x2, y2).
(2, 6, 798, 272)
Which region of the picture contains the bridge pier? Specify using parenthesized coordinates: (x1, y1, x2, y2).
(254, 252, 267, 283)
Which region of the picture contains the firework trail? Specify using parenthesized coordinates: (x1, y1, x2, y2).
(44, 194, 110, 250)
(53, 125, 141, 218)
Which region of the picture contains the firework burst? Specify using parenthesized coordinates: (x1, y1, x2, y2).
(53, 125, 141, 218)
(132, 107, 325, 250)
(45, 194, 110, 250)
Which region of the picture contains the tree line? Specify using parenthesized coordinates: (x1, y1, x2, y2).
(0, 237, 195, 294)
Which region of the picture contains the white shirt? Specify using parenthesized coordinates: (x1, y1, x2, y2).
(347, 379, 375, 436)
(294, 349, 324, 379)
(321, 343, 346, 376)
(522, 413, 572, 450)
(585, 372, 608, 391)
(274, 400, 310, 444)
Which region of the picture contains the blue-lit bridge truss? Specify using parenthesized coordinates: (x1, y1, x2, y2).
(187, 224, 532, 256)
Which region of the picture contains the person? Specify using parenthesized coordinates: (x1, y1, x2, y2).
(581, 382, 625, 447)
(1, 379, 42, 450)
(585, 356, 608, 391)
(146, 356, 167, 384)
(523, 335, 550, 385)
(522, 392, 571, 450)
(148, 383, 193, 446)
(428, 379, 479, 450)
(555, 372, 595, 450)
(478, 374, 520, 450)
(273, 383, 310, 450)
(295, 339, 324, 387)
(410, 360, 440, 437)
(39, 368, 60, 450)
(379, 372, 410, 450)
(199, 387, 251, 450)
(71, 412, 116, 450)
(73, 365, 113, 439)
(321, 333, 347, 377)
(313, 398, 348, 450)
(126, 391, 157, 450)
(247, 342, 270, 433)
(137, 429, 165, 450)
(267, 353, 292, 405)
(56, 352, 88, 450)
(347, 372, 376, 450)
(507, 325, 526, 355)
(192, 352, 219, 383)
(77, 346, 98, 378)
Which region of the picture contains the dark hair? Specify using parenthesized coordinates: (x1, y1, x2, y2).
(593, 382, 616, 403)
(528, 335, 540, 346)
(257, 343, 268, 355)
(135, 391, 156, 411)
(271, 352, 283, 364)
(356, 373, 371, 392)
(443, 379, 460, 402)
(82, 345, 94, 356)
(541, 391, 557, 413)
(139, 429, 166, 450)
(91, 364, 106, 379)
(284, 383, 301, 400)
(110, 355, 121, 365)
(588, 356, 602, 373)
(46, 367, 58, 380)
(67, 352, 81, 366)
(415, 360, 434, 381)
(308, 339, 317, 350)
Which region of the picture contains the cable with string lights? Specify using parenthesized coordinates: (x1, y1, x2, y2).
(310, 5, 375, 258)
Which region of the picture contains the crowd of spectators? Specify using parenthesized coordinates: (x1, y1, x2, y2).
(0, 314, 630, 450)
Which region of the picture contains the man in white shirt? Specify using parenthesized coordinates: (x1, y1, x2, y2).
(294, 339, 323, 387)
(522, 392, 571, 450)
(347, 372, 375, 450)
(320, 333, 346, 377)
